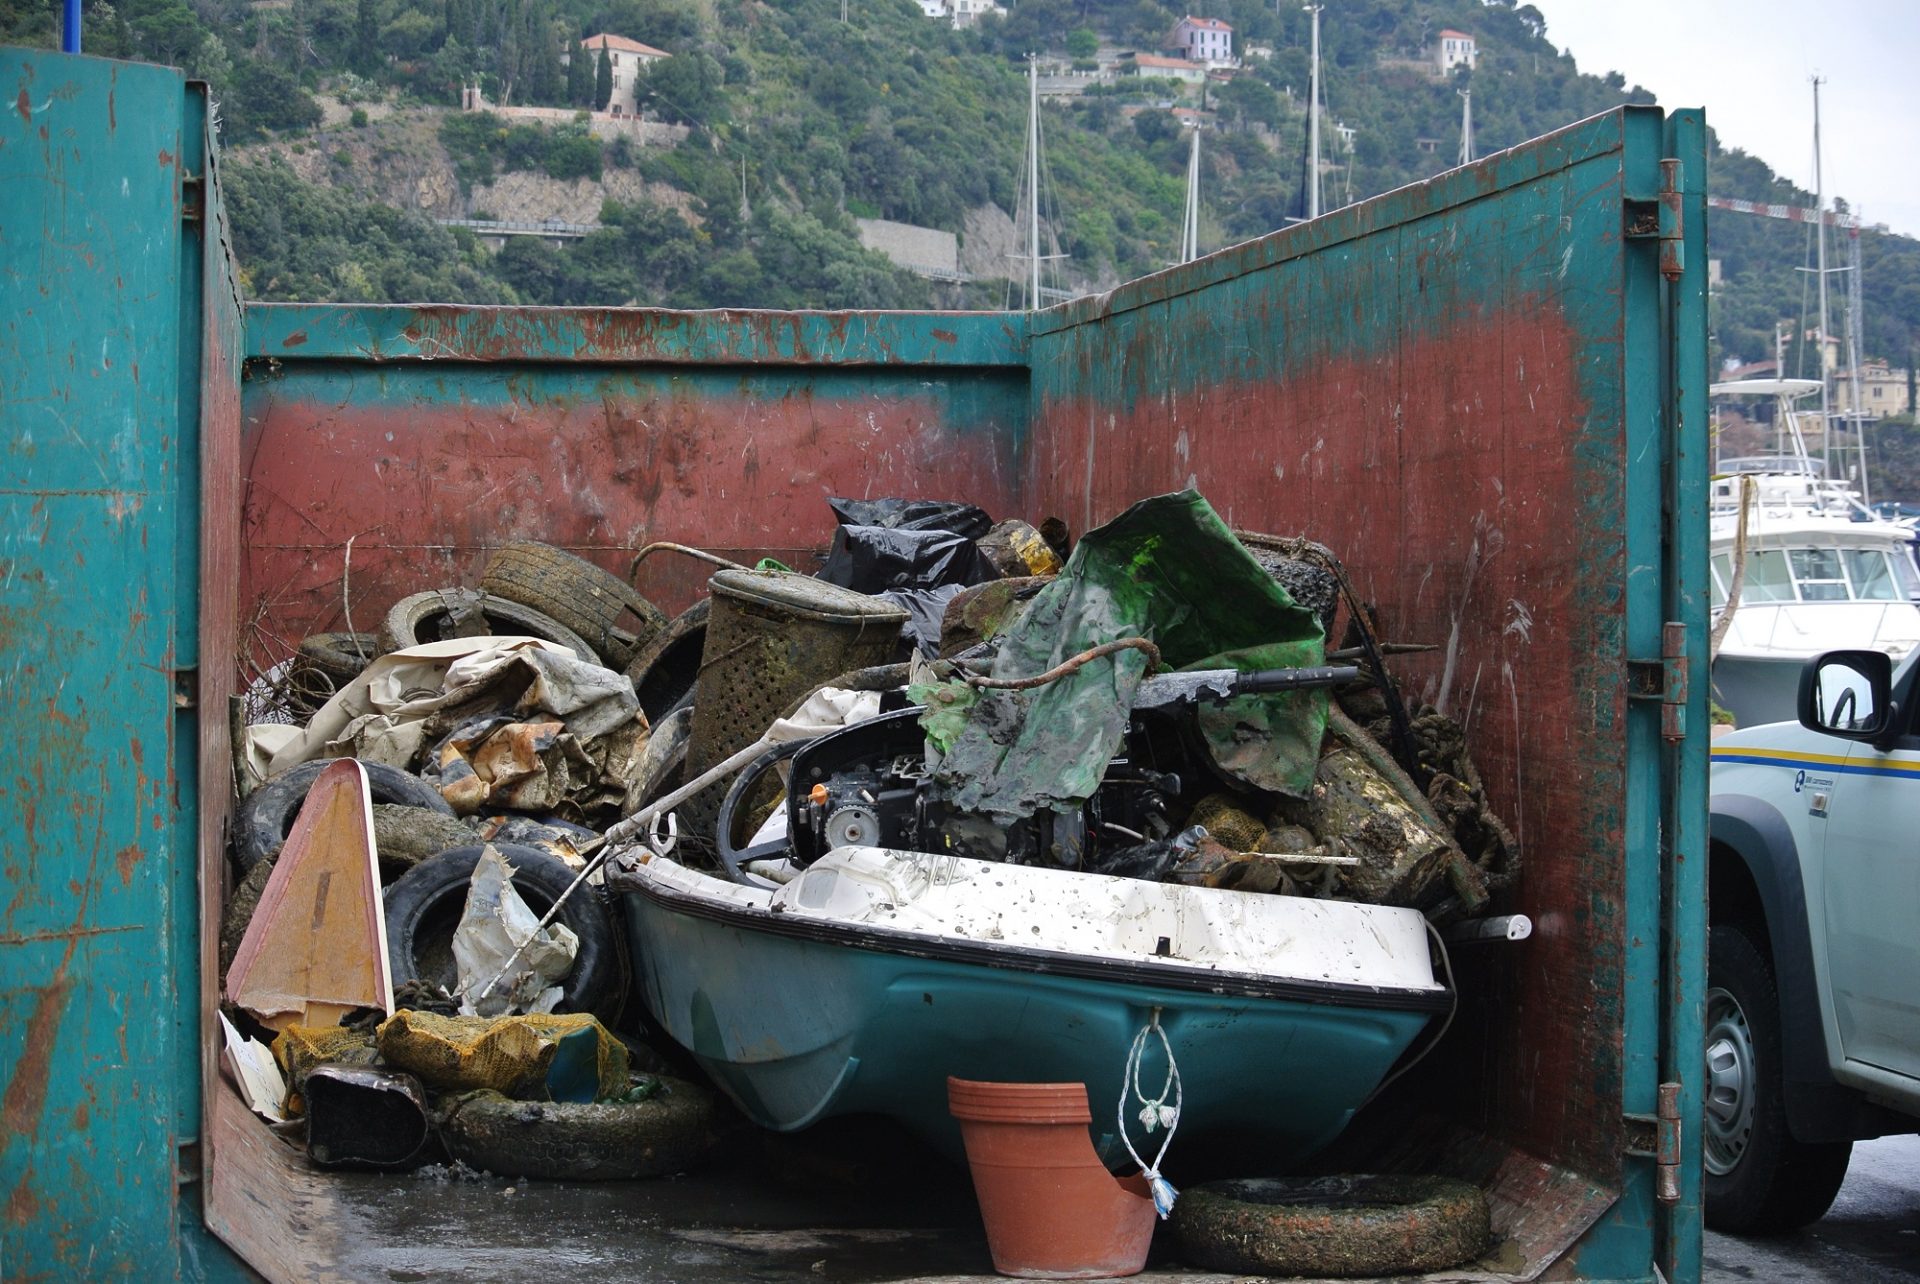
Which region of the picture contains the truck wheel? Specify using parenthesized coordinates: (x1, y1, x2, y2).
(481, 542, 667, 670)
(1704, 922, 1853, 1233)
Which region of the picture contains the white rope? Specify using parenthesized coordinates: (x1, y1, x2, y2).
(1116, 1007, 1182, 1218)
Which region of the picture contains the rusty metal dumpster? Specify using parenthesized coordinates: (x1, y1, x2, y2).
(1, 45, 1708, 1283)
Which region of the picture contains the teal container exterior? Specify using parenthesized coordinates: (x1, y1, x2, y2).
(0, 45, 1709, 1283)
(0, 49, 246, 1280)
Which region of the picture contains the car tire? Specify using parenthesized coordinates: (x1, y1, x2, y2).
(1704, 921, 1853, 1234)
(376, 589, 596, 665)
(234, 758, 456, 872)
(382, 843, 626, 1022)
(439, 1077, 716, 1180)
(480, 541, 666, 670)
(1171, 1174, 1490, 1277)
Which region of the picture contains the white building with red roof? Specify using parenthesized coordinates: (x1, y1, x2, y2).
(1166, 16, 1233, 67)
(574, 33, 669, 117)
(1433, 28, 1476, 73)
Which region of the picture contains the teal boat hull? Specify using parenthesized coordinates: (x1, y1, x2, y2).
(623, 877, 1442, 1167)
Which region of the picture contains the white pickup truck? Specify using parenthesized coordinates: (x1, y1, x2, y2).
(1707, 648, 1920, 1232)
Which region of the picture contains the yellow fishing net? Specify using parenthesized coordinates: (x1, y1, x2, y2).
(376, 1010, 629, 1100)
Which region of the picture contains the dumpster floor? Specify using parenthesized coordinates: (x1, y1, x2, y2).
(314, 1116, 1238, 1283)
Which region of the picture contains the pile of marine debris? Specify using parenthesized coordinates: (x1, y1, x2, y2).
(218, 487, 1518, 1203)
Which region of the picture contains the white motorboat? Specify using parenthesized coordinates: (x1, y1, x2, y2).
(1710, 379, 1920, 727)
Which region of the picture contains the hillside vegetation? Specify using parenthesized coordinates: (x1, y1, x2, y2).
(5, 0, 1918, 379)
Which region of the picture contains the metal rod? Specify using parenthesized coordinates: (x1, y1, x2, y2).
(475, 733, 779, 1002)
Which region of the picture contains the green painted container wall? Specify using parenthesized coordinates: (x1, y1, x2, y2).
(1021, 105, 1710, 1280)
(0, 50, 244, 1281)
(0, 46, 1707, 1284)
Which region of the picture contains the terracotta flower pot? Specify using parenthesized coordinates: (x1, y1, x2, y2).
(947, 1077, 1157, 1279)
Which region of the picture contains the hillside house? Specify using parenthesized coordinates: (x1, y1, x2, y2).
(946, 0, 1005, 28)
(1834, 360, 1916, 421)
(571, 33, 668, 117)
(1433, 29, 1476, 73)
(1125, 53, 1208, 84)
(1166, 16, 1233, 67)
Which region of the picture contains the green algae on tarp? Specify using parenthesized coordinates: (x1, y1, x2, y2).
(925, 490, 1326, 819)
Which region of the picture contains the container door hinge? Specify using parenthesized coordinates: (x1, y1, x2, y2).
(1623, 1082, 1683, 1205)
(1655, 1082, 1682, 1204)
(1627, 622, 1688, 743)
(182, 172, 205, 223)
(1623, 159, 1684, 281)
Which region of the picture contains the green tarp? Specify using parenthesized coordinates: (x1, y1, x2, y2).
(923, 490, 1327, 819)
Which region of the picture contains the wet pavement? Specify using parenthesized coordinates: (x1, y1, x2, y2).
(1705, 1134, 1920, 1283)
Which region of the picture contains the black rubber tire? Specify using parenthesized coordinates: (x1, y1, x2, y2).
(1171, 1175, 1491, 1277)
(375, 589, 596, 665)
(622, 599, 710, 723)
(439, 1077, 716, 1180)
(382, 843, 625, 1022)
(1704, 922, 1853, 1234)
(234, 758, 455, 872)
(481, 541, 667, 670)
(297, 631, 379, 682)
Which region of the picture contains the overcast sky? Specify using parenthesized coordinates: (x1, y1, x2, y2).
(1528, 0, 1920, 238)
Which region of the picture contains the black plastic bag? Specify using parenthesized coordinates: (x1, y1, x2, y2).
(819, 524, 998, 594)
(828, 496, 993, 540)
(879, 585, 969, 658)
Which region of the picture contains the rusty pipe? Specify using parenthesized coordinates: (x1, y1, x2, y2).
(628, 542, 750, 584)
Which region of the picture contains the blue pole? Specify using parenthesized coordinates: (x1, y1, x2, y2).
(62, 0, 82, 52)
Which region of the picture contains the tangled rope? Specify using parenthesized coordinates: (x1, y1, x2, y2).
(1117, 1007, 1183, 1219)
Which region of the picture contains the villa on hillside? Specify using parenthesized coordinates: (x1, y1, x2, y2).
(570, 33, 669, 117)
(1165, 16, 1233, 68)
(1433, 29, 1476, 73)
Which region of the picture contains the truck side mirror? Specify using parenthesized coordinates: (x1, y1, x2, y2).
(1797, 649, 1895, 742)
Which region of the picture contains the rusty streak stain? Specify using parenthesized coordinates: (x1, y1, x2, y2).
(114, 844, 140, 885)
(106, 89, 114, 131)
(1, 974, 74, 1139)
(157, 148, 173, 167)
(13, 88, 26, 123)
(931, 328, 958, 343)
(280, 329, 308, 348)
(3, 1165, 40, 1226)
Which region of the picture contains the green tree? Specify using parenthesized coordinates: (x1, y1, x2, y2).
(565, 32, 590, 105)
(594, 44, 612, 110)
(352, 0, 379, 74)
(1065, 28, 1097, 59)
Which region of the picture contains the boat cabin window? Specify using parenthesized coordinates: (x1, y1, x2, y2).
(1734, 546, 1915, 603)
(1842, 548, 1905, 601)
(1710, 553, 1732, 609)
(1789, 548, 1850, 601)
(1744, 550, 1795, 602)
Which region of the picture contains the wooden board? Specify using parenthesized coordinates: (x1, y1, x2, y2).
(226, 759, 392, 1030)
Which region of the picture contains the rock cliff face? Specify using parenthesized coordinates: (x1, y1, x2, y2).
(233, 103, 695, 227)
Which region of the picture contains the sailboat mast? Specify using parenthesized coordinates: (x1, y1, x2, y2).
(1182, 129, 1201, 262)
(1847, 222, 1870, 506)
(1812, 75, 1834, 476)
(1305, 4, 1321, 219)
(1028, 56, 1041, 310)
